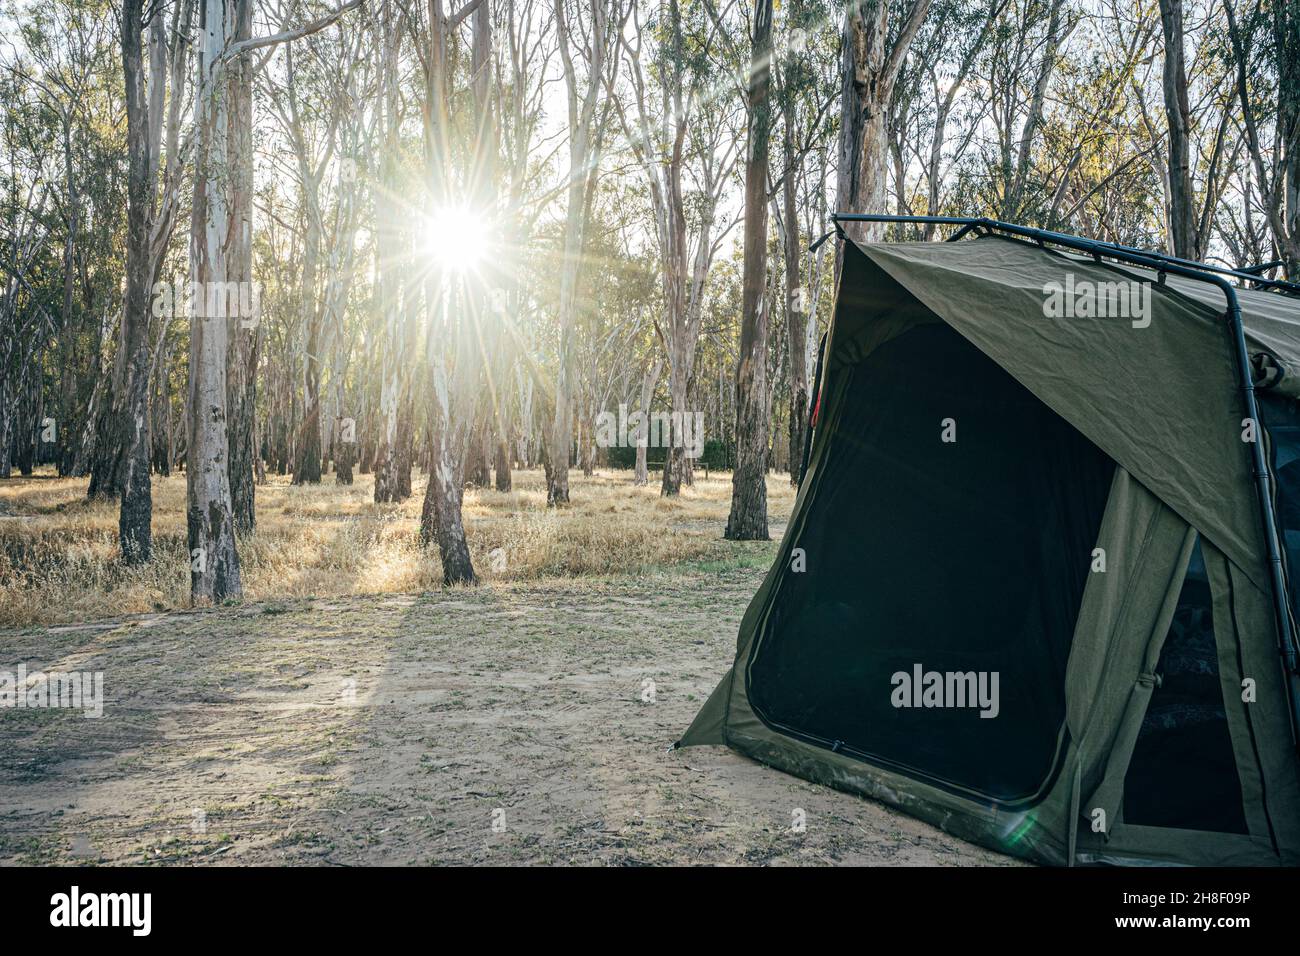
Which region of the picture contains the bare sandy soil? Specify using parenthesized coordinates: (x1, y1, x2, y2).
(0, 561, 1019, 866)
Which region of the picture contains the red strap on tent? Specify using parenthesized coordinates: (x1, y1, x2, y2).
(810, 392, 822, 428)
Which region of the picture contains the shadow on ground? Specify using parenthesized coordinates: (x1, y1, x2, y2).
(0, 558, 1021, 866)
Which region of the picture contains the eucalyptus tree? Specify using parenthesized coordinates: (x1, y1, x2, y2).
(613, 0, 744, 496)
(490, 0, 555, 489)
(186, 0, 362, 602)
(1225, 0, 1300, 279)
(1157, 0, 1199, 256)
(771, 0, 836, 486)
(725, 0, 774, 541)
(546, 0, 618, 504)
(262, 20, 366, 488)
(411, 0, 507, 584)
(835, 0, 932, 248)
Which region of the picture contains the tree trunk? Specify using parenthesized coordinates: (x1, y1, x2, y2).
(1225, 0, 1300, 279)
(634, 356, 661, 486)
(836, 0, 932, 254)
(413, 0, 479, 585)
(187, 0, 242, 604)
(373, 316, 401, 504)
(395, 400, 413, 499)
(373, 2, 404, 505)
(87, 398, 128, 499)
(0, 379, 11, 478)
(335, 417, 355, 485)
(494, 439, 511, 491)
(1280, 2, 1300, 279)
(118, 0, 154, 565)
(660, 347, 689, 496)
(293, 197, 324, 486)
(16, 374, 38, 476)
(228, 321, 259, 526)
(726, 0, 773, 541)
(1158, 0, 1198, 259)
(784, 107, 809, 487)
(580, 417, 594, 476)
(420, 352, 475, 584)
(468, 421, 492, 487)
(293, 390, 323, 484)
(549, 0, 607, 506)
(1001, 0, 1067, 222)
(227, 0, 257, 530)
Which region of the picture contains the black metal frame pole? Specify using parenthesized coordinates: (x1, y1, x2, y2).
(831, 213, 1300, 295)
(828, 211, 1300, 750)
(1241, 259, 1288, 277)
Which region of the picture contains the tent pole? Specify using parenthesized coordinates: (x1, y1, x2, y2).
(828, 212, 1300, 752)
(831, 213, 1300, 295)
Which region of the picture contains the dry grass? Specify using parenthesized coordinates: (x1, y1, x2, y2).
(0, 465, 795, 627)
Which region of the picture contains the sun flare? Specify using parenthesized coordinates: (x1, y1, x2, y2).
(422, 205, 489, 273)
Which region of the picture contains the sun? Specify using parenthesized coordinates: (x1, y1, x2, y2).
(423, 205, 489, 274)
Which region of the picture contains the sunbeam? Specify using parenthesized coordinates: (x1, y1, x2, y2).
(422, 205, 491, 274)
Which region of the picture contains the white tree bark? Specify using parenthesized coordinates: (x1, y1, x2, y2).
(186, 0, 242, 603)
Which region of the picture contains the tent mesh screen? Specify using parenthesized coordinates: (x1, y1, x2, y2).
(1122, 538, 1247, 834)
(747, 322, 1115, 804)
(1261, 393, 1300, 618)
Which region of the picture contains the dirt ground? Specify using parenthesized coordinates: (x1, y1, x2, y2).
(0, 554, 1022, 867)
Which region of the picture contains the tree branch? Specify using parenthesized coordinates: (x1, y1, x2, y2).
(220, 0, 365, 64)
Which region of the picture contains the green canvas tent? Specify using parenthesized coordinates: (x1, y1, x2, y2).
(680, 217, 1300, 866)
